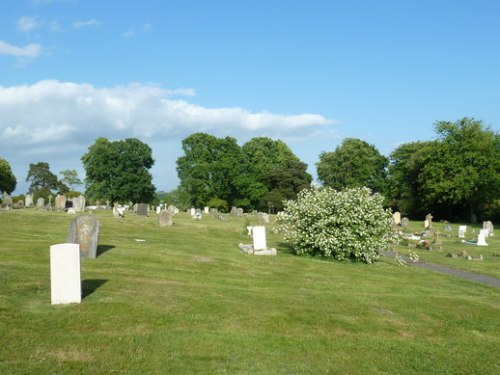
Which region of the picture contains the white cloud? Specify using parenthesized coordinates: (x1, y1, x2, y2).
(73, 19, 100, 29)
(0, 40, 42, 58)
(17, 16, 40, 33)
(0, 80, 333, 145)
(123, 22, 153, 38)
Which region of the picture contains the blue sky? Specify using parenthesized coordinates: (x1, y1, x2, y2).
(1, 0, 499, 194)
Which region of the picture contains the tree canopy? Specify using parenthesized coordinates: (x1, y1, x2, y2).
(82, 137, 156, 204)
(0, 158, 17, 194)
(26, 162, 67, 197)
(59, 169, 83, 191)
(176, 133, 311, 211)
(316, 138, 388, 193)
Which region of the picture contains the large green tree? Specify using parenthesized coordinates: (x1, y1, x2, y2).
(418, 118, 500, 223)
(0, 158, 17, 194)
(82, 138, 156, 204)
(59, 169, 83, 191)
(316, 138, 388, 193)
(386, 141, 437, 216)
(26, 162, 67, 197)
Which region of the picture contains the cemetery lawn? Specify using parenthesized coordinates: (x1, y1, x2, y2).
(0, 210, 498, 374)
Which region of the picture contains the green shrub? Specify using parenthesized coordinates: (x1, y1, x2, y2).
(206, 197, 228, 213)
(276, 187, 393, 263)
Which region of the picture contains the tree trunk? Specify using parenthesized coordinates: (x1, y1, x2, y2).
(469, 202, 477, 224)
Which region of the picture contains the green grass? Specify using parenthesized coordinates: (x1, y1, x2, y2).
(0, 209, 499, 374)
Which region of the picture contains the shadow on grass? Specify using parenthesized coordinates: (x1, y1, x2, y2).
(82, 279, 108, 299)
(276, 242, 296, 255)
(97, 244, 115, 257)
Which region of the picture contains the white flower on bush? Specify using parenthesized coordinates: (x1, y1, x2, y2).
(276, 187, 393, 263)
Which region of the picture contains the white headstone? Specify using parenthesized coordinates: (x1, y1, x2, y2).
(50, 243, 81, 305)
(190, 207, 195, 216)
(477, 230, 488, 246)
(194, 212, 202, 220)
(393, 211, 401, 225)
(252, 226, 267, 250)
(204, 206, 209, 214)
(458, 225, 467, 238)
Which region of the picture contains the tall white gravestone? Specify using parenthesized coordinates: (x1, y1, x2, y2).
(252, 226, 267, 250)
(50, 243, 81, 304)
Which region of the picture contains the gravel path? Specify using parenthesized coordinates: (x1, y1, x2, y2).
(382, 251, 500, 288)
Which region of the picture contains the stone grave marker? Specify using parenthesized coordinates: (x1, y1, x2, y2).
(73, 195, 86, 212)
(425, 213, 433, 229)
(136, 203, 148, 216)
(252, 226, 267, 250)
(261, 213, 270, 223)
(483, 221, 494, 236)
(401, 217, 409, 227)
(194, 212, 202, 220)
(190, 207, 196, 216)
(67, 215, 100, 259)
(477, 230, 488, 246)
(24, 193, 34, 207)
(393, 211, 401, 225)
(36, 197, 45, 209)
(458, 225, 467, 238)
(204, 206, 209, 214)
(236, 207, 244, 216)
(50, 243, 81, 304)
(55, 194, 66, 211)
(159, 210, 173, 226)
(230, 206, 238, 215)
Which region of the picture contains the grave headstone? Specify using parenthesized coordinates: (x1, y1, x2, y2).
(252, 226, 267, 250)
(136, 203, 148, 216)
(1, 192, 12, 208)
(159, 210, 173, 226)
(67, 215, 100, 259)
(443, 225, 452, 232)
(230, 206, 238, 216)
(36, 197, 45, 209)
(401, 217, 409, 227)
(67, 207, 76, 214)
(25, 193, 34, 208)
(50, 243, 81, 305)
(458, 225, 467, 238)
(113, 205, 125, 218)
(55, 194, 67, 211)
(393, 211, 401, 225)
(483, 221, 494, 237)
(236, 207, 244, 216)
(156, 206, 161, 214)
(204, 206, 209, 214)
(73, 195, 86, 212)
(194, 212, 202, 220)
(477, 230, 488, 246)
(425, 213, 433, 229)
(190, 207, 196, 216)
(261, 213, 270, 223)
(209, 208, 219, 215)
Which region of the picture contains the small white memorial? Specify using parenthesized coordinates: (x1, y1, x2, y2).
(458, 225, 467, 238)
(50, 243, 81, 305)
(477, 229, 489, 246)
(239, 225, 277, 255)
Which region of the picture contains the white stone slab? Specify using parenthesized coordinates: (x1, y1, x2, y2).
(50, 243, 81, 305)
(252, 226, 267, 250)
(477, 230, 489, 246)
(458, 225, 467, 238)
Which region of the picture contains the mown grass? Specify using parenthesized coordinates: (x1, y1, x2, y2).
(0, 209, 499, 374)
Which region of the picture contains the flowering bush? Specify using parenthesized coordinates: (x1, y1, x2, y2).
(276, 187, 393, 263)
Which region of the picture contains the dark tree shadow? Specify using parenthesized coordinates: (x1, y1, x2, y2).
(96, 244, 115, 257)
(81, 279, 108, 299)
(276, 242, 296, 255)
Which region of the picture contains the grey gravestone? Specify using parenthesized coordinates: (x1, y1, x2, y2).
(393, 211, 401, 225)
(25, 193, 34, 208)
(230, 206, 238, 216)
(1, 192, 13, 208)
(425, 213, 433, 229)
(136, 203, 148, 216)
(401, 217, 409, 227)
(483, 221, 494, 236)
(159, 211, 173, 226)
(209, 208, 219, 215)
(55, 194, 66, 211)
(67, 214, 100, 259)
(236, 208, 244, 216)
(36, 197, 45, 209)
(73, 195, 86, 212)
(261, 213, 270, 223)
(443, 225, 452, 232)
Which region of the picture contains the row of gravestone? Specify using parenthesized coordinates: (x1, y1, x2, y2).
(1, 193, 86, 212)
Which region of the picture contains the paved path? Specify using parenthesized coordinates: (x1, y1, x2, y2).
(382, 251, 500, 288)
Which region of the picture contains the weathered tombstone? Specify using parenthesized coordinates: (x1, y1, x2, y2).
(425, 213, 433, 229)
(133, 203, 138, 213)
(236, 207, 244, 216)
(458, 225, 467, 238)
(67, 207, 76, 214)
(159, 210, 173, 226)
(209, 208, 219, 215)
(24, 193, 34, 207)
(36, 197, 45, 209)
(230, 206, 238, 216)
(156, 206, 161, 214)
(73, 195, 86, 212)
(483, 221, 494, 237)
(1, 192, 13, 208)
(190, 207, 196, 216)
(393, 211, 401, 225)
(113, 205, 125, 218)
(204, 206, 209, 214)
(443, 225, 452, 232)
(55, 194, 67, 211)
(261, 213, 270, 223)
(50, 243, 81, 305)
(67, 215, 100, 259)
(252, 226, 267, 250)
(477, 230, 488, 246)
(194, 212, 202, 220)
(174, 208, 179, 214)
(401, 217, 409, 227)
(136, 203, 148, 216)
